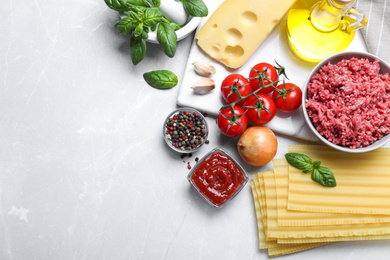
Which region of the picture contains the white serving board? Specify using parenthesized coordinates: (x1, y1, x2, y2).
(177, 0, 368, 142)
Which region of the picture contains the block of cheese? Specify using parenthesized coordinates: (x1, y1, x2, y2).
(195, 0, 296, 69)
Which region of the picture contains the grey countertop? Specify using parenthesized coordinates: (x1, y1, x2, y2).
(1, 1, 389, 259)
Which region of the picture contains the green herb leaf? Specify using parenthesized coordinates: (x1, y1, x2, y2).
(127, 0, 150, 7)
(157, 22, 177, 58)
(128, 5, 148, 12)
(152, 0, 161, 7)
(285, 153, 313, 174)
(127, 10, 141, 21)
(141, 30, 149, 39)
(134, 22, 144, 38)
(104, 0, 130, 12)
(169, 22, 181, 31)
(182, 0, 208, 17)
(313, 160, 321, 168)
(143, 70, 178, 89)
(115, 17, 137, 35)
(311, 166, 337, 187)
(130, 36, 146, 65)
(143, 8, 162, 28)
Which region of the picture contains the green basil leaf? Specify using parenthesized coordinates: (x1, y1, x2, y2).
(143, 70, 178, 89)
(285, 153, 313, 174)
(311, 166, 337, 187)
(115, 17, 137, 35)
(128, 5, 148, 12)
(157, 22, 177, 58)
(142, 30, 149, 39)
(313, 160, 322, 169)
(143, 8, 162, 28)
(301, 165, 313, 174)
(126, 10, 141, 21)
(182, 0, 208, 17)
(153, 0, 161, 7)
(127, 0, 150, 7)
(104, 0, 130, 12)
(130, 36, 146, 65)
(169, 22, 181, 31)
(134, 22, 144, 37)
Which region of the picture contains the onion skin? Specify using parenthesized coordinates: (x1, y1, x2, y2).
(237, 126, 278, 166)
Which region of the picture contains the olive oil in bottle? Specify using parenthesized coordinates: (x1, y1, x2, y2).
(286, 0, 367, 63)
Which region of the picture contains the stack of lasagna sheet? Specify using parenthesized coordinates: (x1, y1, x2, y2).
(251, 145, 390, 257)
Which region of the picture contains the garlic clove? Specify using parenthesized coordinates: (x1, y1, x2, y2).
(193, 61, 216, 76)
(191, 78, 215, 94)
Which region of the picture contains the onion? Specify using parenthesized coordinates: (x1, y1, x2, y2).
(237, 126, 278, 166)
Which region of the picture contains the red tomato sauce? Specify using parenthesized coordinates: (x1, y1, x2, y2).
(191, 151, 245, 206)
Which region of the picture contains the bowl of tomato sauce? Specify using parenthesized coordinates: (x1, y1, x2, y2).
(187, 147, 248, 208)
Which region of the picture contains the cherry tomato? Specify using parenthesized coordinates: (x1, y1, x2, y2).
(249, 63, 278, 94)
(245, 93, 276, 125)
(221, 74, 252, 106)
(217, 106, 248, 137)
(272, 82, 302, 112)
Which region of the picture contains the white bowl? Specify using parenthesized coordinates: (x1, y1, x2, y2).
(302, 51, 390, 153)
(119, 14, 201, 43)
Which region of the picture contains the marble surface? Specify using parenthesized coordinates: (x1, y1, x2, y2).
(0, 1, 389, 259)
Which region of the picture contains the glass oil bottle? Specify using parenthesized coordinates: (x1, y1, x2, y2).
(286, 0, 368, 63)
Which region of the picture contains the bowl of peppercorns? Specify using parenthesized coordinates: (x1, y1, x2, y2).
(163, 108, 209, 153)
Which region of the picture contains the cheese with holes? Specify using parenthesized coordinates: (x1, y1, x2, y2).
(195, 0, 296, 69)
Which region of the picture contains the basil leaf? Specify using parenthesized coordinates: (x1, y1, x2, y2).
(301, 165, 313, 174)
(130, 36, 146, 65)
(313, 160, 321, 169)
(152, 0, 161, 7)
(141, 30, 149, 39)
(104, 0, 130, 11)
(285, 153, 313, 174)
(128, 5, 148, 12)
(115, 17, 137, 35)
(127, 0, 150, 7)
(143, 70, 178, 89)
(157, 22, 177, 58)
(134, 22, 144, 38)
(182, 0, 208, 17)
(143, 8, 162, 28)
(311, 166, 337, 188)
(127, 10, 141, 21)
(169, 22, 181, 31)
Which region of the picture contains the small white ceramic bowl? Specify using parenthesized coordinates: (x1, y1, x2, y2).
(302, 51, 390, 153)
(119, 14, 201, 43)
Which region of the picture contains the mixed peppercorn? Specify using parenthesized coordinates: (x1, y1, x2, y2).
(165, 110, 208, 152)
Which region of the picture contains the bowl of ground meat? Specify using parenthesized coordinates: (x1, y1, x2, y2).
(303, 52, 390, 152)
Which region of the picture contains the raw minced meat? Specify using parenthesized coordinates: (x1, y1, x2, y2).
(306, 57, 390, 149)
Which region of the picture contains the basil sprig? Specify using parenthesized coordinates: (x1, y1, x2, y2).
(285, 153, 336, 188)
(143, 70, 178, 89)
(105, 0, 208, 65)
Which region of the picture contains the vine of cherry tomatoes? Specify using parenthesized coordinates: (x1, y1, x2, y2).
(217, 61, 303, 137)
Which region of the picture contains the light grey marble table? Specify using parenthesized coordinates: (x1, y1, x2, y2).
(1, 1, 389, 259)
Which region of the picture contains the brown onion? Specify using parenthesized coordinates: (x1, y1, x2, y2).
(237, 126, 278, 166)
